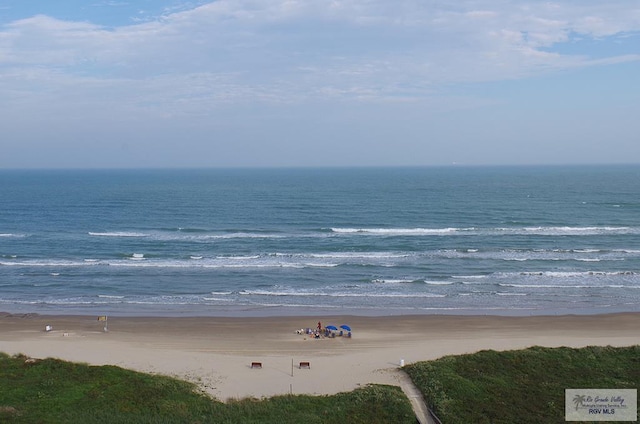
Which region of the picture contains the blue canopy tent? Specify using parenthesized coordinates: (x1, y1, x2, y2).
(326, 325, 338, 331)
(340, 325, 351, 332)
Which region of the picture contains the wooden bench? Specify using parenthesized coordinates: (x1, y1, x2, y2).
(299, 361, 310, 369)
(251, 362, 262, 368)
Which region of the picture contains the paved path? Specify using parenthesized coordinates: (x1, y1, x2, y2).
(396, 370, 438, 424)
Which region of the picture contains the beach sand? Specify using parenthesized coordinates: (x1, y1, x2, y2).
(1, 312, 639, 401)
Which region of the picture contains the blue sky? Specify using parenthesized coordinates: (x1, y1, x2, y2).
(1, 0, 639, 168)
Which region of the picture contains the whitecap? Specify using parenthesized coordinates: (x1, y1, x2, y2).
(89, 232, 149, 237)
(330, 227, 470, 235)
(425, 281, 455, 285)
(371, 279, 416, 284)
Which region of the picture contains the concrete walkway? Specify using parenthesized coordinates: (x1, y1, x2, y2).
(396, 370, 438, 424)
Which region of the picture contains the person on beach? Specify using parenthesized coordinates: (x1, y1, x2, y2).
(317, 321, 322, 331)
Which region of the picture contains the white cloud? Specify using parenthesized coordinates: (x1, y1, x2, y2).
(0, 0, 639, 117)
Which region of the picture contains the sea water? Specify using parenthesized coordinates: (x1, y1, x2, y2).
(1, 165, 639, 316)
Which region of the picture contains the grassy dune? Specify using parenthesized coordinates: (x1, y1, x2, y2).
(3, 346, 639, 423)
(405, 345, 640, 424)
(0, 353, 415, 424)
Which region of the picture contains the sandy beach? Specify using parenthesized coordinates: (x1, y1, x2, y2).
(1, 312, 639, 402)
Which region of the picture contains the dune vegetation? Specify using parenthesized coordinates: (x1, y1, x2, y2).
(2, 345, 639, 423)
(404, 345, 640, 424)
(0, 353, 414, 424)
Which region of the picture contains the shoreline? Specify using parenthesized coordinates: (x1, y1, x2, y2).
(2, 312, 639, 401)
(2, 303, 637, 318)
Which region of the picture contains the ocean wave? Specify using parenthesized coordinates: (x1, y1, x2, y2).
(503, 257, 608, 262)
(452, 270, 638, 282)
(330, 226, 640, 237)
(107, 260, 336, 269)
(172, 227, 209, 233)
(515, 271, 636, 277)
(498, 226, 635, 235)
(0, 259, 99, 267)
(438, 248, 639, 262)
(0, 233, 26, 238)
(425, 281, 456, 285)
(239, 290, 446, 298)
(0, 257, 343, 269)
(89, 232, 149, 237)
(89, 230, 284, 241)
(202, 297, 235, 302)
(303, 263, 339, 268)
(185, 232, 285, 240)
(308, 252, 410, 259)
(371, 279, 454, 285)
(81, 226, 640, 240)
(498, 283, 629, 289)
(614, 249, 640, 254)
(371, 278, 417, 284)
(331, 227, 469, 235)
(0, 298, 113, 306)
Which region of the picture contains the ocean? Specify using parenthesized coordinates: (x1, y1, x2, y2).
(1, 165, 639, 317)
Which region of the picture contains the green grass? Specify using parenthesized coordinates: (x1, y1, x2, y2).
(0, 353, 415, 424)
(404, 345, 640, 424)
(6, 345, 638, 423)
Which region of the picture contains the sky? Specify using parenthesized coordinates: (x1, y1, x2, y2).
(1, 1, 639, 169)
